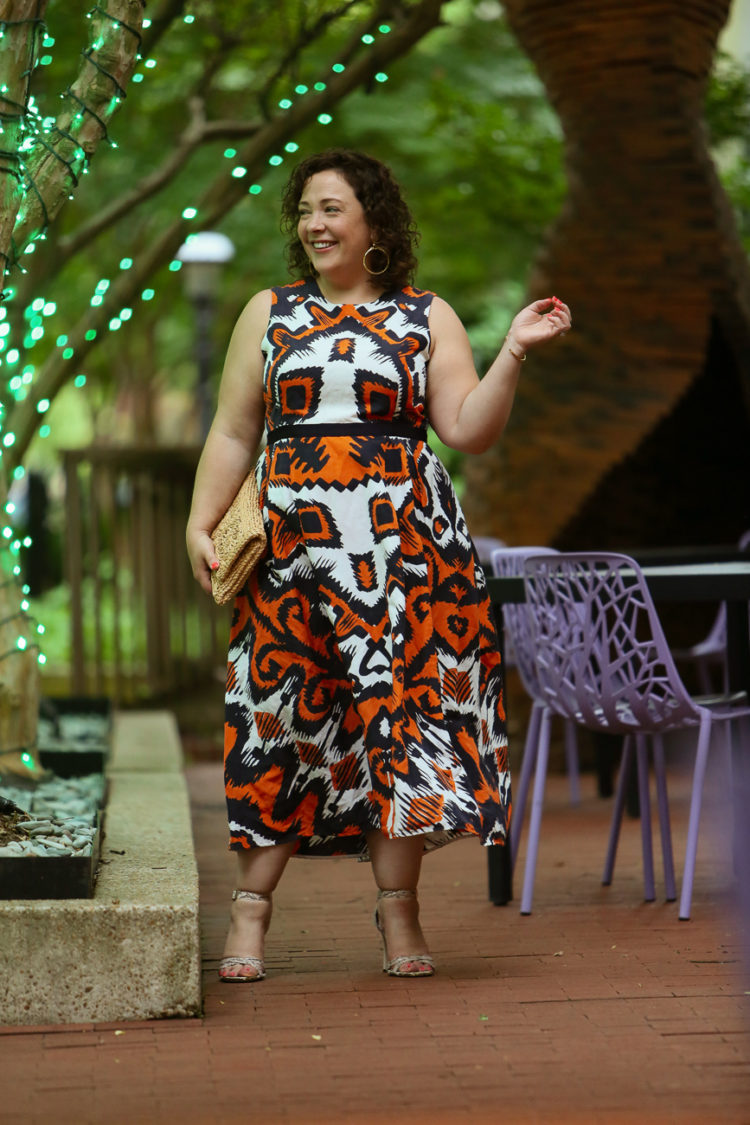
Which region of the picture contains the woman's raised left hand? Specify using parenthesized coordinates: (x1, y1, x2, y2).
(507, 296, 572, 354)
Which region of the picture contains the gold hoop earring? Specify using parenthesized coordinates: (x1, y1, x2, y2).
(363, 244, 390, 275)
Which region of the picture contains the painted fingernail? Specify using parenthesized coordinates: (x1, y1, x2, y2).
(210, 561, 219, 571)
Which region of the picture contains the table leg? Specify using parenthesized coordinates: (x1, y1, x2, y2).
(488, 841, 513, 905)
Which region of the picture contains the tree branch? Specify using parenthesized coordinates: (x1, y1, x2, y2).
(9, 2, 361, 296)
(139, 0, 189, 56)
(256, 0, 363, 119)
(7, 0, 446, 465)
(54, 102, 261, 268)
(186, 0, 446, 230)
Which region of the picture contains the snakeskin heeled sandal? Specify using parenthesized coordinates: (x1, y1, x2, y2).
(374, 889, 435, 978)
(219, 890, 272, 983)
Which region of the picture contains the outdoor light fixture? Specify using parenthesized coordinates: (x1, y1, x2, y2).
(176, 231, 235, 439)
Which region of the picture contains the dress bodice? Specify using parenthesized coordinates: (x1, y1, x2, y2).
(261, 280, 434, 434)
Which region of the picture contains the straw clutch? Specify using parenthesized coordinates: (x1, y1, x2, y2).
(210, 471, 267, 605)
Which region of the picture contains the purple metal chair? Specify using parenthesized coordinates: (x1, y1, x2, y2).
(522, 551, 750, 919)
(473, 535, 507, 567)
(490, 547, 580, 881)
(675, 530, 750, 694)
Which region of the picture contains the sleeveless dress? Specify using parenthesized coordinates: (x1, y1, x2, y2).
(224, 279, 510, 857)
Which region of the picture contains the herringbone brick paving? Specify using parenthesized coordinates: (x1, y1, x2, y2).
(3, 752, 749, 1124)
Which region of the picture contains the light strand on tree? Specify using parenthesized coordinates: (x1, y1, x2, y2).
(0, 15, 48, 282)
(88, 4, 143, 46)
(0, 7, 148, 670)
(2, 5, 144, 274)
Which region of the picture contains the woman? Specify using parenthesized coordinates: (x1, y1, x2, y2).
(187, 149, 571, 982)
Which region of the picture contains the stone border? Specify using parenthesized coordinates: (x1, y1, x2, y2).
(0, 711, 201, 1025)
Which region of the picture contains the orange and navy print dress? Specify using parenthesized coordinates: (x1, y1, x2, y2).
(224, 279, 510, 857)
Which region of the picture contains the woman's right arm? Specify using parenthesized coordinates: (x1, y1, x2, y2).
(186, 288, 272, 594)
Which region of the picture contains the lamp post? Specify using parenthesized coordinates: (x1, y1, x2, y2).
(176, 231, 235, 440)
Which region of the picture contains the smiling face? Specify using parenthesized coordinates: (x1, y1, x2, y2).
(297, 169, 374, 283)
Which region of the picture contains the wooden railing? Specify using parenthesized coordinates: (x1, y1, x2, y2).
(62, 444, 228, 703)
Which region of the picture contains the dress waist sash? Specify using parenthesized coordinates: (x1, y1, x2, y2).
(266, 420, 427, 447)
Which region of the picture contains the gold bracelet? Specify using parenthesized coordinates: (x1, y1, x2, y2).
(505, 334, 526, 362)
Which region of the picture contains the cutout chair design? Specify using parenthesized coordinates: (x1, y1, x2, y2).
(490, 547, 580, 888)
(522, 551, 750, 920)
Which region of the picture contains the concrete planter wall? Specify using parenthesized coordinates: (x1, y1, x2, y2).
(0, 711, 201, 1025)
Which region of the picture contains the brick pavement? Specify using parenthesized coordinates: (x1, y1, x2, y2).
(3, 755, 749, 1125)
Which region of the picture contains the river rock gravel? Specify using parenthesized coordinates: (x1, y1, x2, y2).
(0, 774, 104, 858)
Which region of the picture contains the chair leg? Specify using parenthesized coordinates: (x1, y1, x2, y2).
(563, 718, 581, 806)
(731, 716, 750, 880)
(679, 711, 713, 921)
(602, 734, 633, 886)
(519, 705, 551, 915)
(732, 716, 750, 949)
(696, 657, 713, 697)
(635, 733, 655, 902)
(510, 700, 542, 872)
(652, 733, 676, 902)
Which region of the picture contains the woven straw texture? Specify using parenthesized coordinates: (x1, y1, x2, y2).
(210, 472, 266, 605)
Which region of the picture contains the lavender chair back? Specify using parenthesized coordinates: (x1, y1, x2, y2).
(523, 551, 698, 735)
(518, 551, 750, 919)
(491, 546, 558, 702)
(472, 535, 507, 566)
(490, 546, 580, 886)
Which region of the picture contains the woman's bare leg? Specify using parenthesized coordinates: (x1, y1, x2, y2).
(366, 830, 433, 973)
(221, 841, 296, 979)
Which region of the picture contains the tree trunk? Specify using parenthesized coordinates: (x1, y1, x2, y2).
(0, 0, 145, 777)
(463, 0, 750, 549)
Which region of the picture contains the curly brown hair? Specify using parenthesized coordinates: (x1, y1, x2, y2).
(280, 149, 420, 293)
